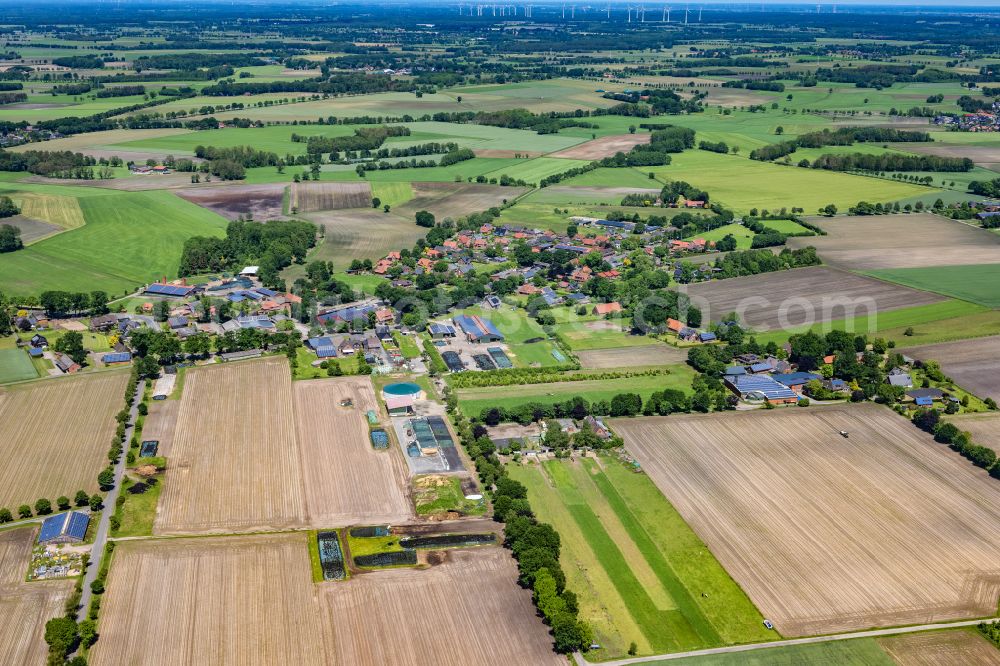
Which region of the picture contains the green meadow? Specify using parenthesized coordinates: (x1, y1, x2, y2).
(0, 189, 228, 296)
(650, 150, 933, 214)
(455, 366, 696, 416)
(866, 264, 1000, 309)
(509, 457, 770, 659)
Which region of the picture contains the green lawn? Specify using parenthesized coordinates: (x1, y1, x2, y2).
(553, 319, 662, 351)
(648, 150, 934, 214)
(413, 475, 486, 516)
(482, 157, 590, 185)
(865, 264, 1000, 308)
(686, 223, 754, 249)
(750, 299, 986, 347)
(560, 167, 662, 188)
(456, 365, 695, 416)
(114, 476, 163, 538)
(639, 638, 894, 666)
(510, 457, 770, 659)
(370, 181, 414, 208)
(392, 331, 421, 359)
(0, 348, 38, 383)
(334, 272, 389, 296)
(0, 189, 228, 296)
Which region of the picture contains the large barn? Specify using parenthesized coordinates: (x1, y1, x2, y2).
(453, 315, 504, 343)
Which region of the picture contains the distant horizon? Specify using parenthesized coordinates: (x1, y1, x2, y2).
(2, 0, 1000, 7)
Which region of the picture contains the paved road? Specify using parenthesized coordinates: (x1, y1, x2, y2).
(573, 617, 993, 665)
(78, 378, 140, 619)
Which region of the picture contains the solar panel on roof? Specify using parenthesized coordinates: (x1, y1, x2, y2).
(315, 346, 337, 358)
(145, 283, 193, 297)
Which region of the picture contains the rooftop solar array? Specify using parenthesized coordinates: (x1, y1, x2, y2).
(38, 511, 90, 543)
(145, 283, 193, 297)
(102, 352, 132, 363)
(453, 314, 504, 341)
(729, 374, 798, 400)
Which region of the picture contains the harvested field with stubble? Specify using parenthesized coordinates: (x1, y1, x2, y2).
(904, 335, 1000, 402)
(0, 372, 129, 508)
(294, 377, 412, 526)
(877, 629, 1000, 666)
(948, 412, 1000, 449)
(395, 182, 528, 221)
(548, 133, 651, 159)
(90, 535, 560, 666)
(787, 213, 1000, 270)
(155, 359, 413, 534)
(302, 208, 427, 270)
(613, 404, 1000, 637)
(0, 528, 73, 666)
(319, 547, 563, 666)
(89, 533, 327, 666)
(175, 183, 286, 220)
(683, 266, 944, 330)
(140, 399, 179, 457)
(576, 344, 688, 368)
(289, 181, 372, 212)
(155, 358, 308, 534)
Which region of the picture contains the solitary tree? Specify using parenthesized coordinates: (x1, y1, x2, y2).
(17, 505, 31, 519)
(74, 490, 90, 506)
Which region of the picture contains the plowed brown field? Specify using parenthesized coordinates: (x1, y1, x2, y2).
(613, 404, 1000, 637)
(295, 378, 412, 525)
(290, 181, 372, 212)
(155, 358, 308, 533)
(155, 359, 413, 534)
(0, 372, 129, 508)
(90, 535, 561, 666)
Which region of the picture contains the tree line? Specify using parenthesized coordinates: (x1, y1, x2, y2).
(750, 126, 931, 162)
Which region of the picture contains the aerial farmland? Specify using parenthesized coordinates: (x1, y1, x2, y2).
(614, 406, 1000, 637)
(4, 2, 1000, 665)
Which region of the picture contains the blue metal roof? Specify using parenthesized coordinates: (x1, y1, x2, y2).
(773, 372, 822, 387)
(699, 332, 717, 342)
(38, 511, 89, 543)
(102, 352, 132, 363)
(454, 314, 504, 341)
(145, 283, 193, 297)
(915, 396, 934, 406)
(28, 347, 43, 357)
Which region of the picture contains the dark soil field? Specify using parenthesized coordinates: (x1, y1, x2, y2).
(788, 214, 1000, 270)
(893, 142, 1000, 169)
(576, 344, 688, 368)
(176, 183, 286, 220)
(289, 181, 372, 213)
(395, 182, 528, 220)
(549, 133, 651, 160)
(4, 214, 60, 243)
(683, 266, 944, 330)
(903, 335, 1000, 402)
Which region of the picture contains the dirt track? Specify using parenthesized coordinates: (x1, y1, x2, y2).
(614, 404, 1000, 637)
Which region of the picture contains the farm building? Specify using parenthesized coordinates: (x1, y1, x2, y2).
(386, 396, 415, 416)
(144, 283, 194, 298)
(101, 352, 132, 366)
(453, 315, 504, 343)
(773, 372, 823, 393)
(54, 354, 80, 374)
(428, 323, 457, 339)
(725, 374, 799, 404)
(592, 302, 622, 316)
(38, 511, 89, 545)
